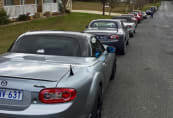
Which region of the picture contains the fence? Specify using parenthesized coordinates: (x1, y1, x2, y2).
(4, 4, 37, 19)
(43, 3, 59, 13)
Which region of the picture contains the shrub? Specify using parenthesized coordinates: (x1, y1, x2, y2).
(0, 9, 10, 25)
(34, 12, 43, 18)
(43, 11, 52, 17)
(18, 13, 30, 21)
(65, 9, 71, 13)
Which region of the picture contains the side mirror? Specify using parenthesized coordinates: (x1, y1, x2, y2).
(107, 47, 116, 53)
(95, 51, 101, 58)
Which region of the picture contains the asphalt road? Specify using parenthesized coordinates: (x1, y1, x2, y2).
(102, 1, 173, 118)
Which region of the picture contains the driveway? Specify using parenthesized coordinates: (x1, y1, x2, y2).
(102, 1, 173, 118)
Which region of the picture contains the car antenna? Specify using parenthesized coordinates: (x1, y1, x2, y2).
(69, 65, 74, 76)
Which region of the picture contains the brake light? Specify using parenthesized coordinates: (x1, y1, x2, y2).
(132, 18, 136, 21)
(110, 35, 119, 39)
(128, 25, 132, 28)
(39, 88, 77, 104)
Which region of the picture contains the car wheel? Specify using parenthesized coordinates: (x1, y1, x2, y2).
(119, 43, 127, 55)
(130, 33, 134, 38)
(126, 40, 129, 46)
(110, 59, 117, 80)
(91, 87, 103, 118)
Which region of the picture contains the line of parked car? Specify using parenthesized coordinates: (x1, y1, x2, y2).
(87, 6, 158, 56)
(84, 8, 157, 55)
(0, 6, 157, 118)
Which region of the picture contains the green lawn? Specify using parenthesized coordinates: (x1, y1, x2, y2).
(141, 2, 161, 11)
(0, 13, 111, 54)
(72, 1, 129, 13)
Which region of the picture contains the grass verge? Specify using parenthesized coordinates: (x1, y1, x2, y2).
(0, 13, 111, 54)
(72, 1, 128, 13)
(141, 2, 161, 11)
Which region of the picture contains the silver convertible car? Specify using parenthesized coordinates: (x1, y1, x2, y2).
(0, 31, 116, 118)
(84, 19, 129, 55)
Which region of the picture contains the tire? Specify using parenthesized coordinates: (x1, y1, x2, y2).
(130, 33, 134, 38)
(119, 43, 127, 55)
(90, 87, 103, 118)
(110, 58, 117, 80)
(126, 40, 129, 46)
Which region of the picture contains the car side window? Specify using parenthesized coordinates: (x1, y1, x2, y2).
(121, 22, 125, 29)
(91, 37, 105, 57)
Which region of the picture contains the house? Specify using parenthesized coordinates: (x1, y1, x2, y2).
(119, 0, 127, 2)
(119, 0, 135, 4)
(0, 0, 3, 9)
(0, 0, 66, 19)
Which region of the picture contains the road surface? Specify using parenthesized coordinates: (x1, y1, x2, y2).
(102, 1, 173, 118)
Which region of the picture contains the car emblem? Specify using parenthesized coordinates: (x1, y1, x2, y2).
(91, 37, 97, 44)
(1, 80, 8, 86)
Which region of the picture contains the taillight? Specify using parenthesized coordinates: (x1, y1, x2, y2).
(39, 88, 77, 104)
(110, 35, 119, 40)
(132, 18, 136, 21)
(128, 25, 132, 28)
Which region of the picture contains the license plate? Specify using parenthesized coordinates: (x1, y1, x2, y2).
(0, 89, 23, 101)
(96, 36, 107, 41)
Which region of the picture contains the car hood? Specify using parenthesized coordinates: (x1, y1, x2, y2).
(0, 53, 94, 82)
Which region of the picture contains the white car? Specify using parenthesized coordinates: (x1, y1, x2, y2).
(118, 19, 136, 37)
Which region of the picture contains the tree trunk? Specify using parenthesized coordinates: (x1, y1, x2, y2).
(102, 0, 105, 15)
(109, 7, 112, 16)
(62, 0, 68, 13)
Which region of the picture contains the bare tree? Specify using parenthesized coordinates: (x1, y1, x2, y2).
(108, 0, 119, 15)
(62, 0, 69, 13)
(101, 0, 106, 15)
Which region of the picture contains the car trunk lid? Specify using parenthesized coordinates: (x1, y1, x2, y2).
(0, 53, 81, 111)
(85, 29, 118, 41)
(0, 54, 71, 82)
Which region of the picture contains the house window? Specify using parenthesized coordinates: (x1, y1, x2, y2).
(35, 0, 38, 4)
(43, 0, 56, 3)
(20, 0, 25, 5)
(4, 0, 13, 6)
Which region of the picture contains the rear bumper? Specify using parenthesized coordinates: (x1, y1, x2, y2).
(143, 15, 148, 19)
(128, 29, 135, 34)
(0, 114, 88, 118)
(101, 40, 124, 50)
(0, 103, 88, 118)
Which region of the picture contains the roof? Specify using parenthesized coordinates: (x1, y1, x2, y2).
(18, 31, 92, 41)
(90, 19, 121, 22)
(113, 15, 131, 18)
(22, 31, 88, 36)
(133, 10, 141, 12)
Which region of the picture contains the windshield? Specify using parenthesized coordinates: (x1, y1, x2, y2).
(90, 21, 118, 29)
(10, 35, 81, 57)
